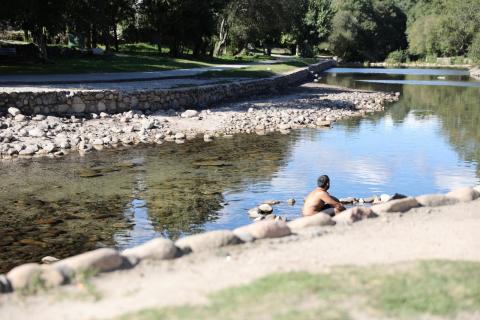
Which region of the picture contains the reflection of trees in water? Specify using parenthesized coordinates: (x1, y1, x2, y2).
(400, 85, 480, 174)
(142, 133, 297, 239)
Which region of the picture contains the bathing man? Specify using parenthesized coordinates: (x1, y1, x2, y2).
(303, 175, 346, 216)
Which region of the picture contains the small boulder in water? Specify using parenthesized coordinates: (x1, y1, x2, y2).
(258, 203, 273, 214)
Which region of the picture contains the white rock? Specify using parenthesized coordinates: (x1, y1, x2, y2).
(380, 194, 392, 202)
(8, 107, 21, 117)
(258, 203, 273, 214)
(175, 230, 241, 252)
(415, 194, 459, 207)
(122, 238, 177, 261)
(234, 220, 291, 240)
(447, 187, 480, 202)
(372, 197, 420, 214)
(181, 110, 199, 118)
(28, 128, 45, 138)
(54, 248, 123, 277)
(288, 213, 335, 230)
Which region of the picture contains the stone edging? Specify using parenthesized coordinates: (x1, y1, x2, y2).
(1, 185, 479, 294)
(0, 61, 336, 116)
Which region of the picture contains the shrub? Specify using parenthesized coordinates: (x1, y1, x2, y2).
(386, 50, 408, 64)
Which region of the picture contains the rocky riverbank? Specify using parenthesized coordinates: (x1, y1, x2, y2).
(0, 82, 399, 160)
(1, 186, 479, 320)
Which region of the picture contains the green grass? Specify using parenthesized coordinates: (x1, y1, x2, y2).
(118, 260, 480, 320)
(199, 59, 318, 79)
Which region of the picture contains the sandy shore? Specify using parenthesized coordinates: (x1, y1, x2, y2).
(1, 197, 479, 320)
(0, 83, 399, 160)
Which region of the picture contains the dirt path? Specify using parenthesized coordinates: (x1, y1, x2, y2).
(1, 199, 479, 320)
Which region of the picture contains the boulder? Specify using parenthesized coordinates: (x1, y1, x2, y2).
(446, 187, 480, 202)
(415, 194, 459, 207)
(258, 203, 273, 214)
(181, 110, 199, 118)
(234, 220, 291, 240)
(41, 256, 60, 264)
(340, 197, 356, 204)
(371, 197, 420, 214)
(7, 263, 64, 290)
(380, 194, 392, 202)
(248, 207, 262, 218)
(287, 198, 296, 206)
(175, 230, 241, 252)
(316, 119, 332, 127)
(8, 107, 21, 117)
(288, 213, 335, 230)
(54, 248, 123, 277)
(474, 185, 480, 193)
(122, 238, 178, 261)
(333, 207, 377, 225)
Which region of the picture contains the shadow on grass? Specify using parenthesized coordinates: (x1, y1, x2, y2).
(119, 260, 480, 320)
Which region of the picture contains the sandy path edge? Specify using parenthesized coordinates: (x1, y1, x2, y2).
(1, 199, 479, 320)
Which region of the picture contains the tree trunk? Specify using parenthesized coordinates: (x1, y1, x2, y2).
(104, 28, 111, 52)
(213, 17, 228, 57)
(114, 24, 119, 51)
(32, 26, 48, 61)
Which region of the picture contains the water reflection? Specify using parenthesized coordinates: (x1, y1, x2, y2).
(1, 68, 479, 272)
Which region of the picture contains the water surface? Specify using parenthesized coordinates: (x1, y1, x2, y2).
(1, 67, 479, 272)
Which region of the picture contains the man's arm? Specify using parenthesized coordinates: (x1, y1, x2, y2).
(320, 192, 346, 214)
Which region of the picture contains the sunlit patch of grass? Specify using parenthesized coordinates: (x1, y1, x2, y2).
(118, 260, 480, 320)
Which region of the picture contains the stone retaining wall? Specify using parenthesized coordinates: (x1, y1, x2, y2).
(0, 60, 336, 116)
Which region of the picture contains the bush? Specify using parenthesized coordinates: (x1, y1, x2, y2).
(469, 34, 480, 64)
(386, 50, 408, 64)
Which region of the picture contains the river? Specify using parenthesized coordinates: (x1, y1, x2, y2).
(1, 67, 479, 273)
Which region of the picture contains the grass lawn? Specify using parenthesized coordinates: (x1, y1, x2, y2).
(119, 260, 480, 320)
(0, 42, 318, 75)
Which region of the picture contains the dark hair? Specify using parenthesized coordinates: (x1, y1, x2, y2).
(317, 175, 330, 188)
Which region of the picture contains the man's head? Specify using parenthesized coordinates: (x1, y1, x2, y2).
(317, 175, 330, 190)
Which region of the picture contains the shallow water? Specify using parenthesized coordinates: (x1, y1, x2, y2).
(1, 67, 479, 272)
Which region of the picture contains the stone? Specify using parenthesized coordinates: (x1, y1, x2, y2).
(54, 248, 123, 277)
(181, 110, 199, 118)
(340, 197, 356, 204)
(28, 128, 45, 138)
(175, 230, 241, 252)
(371, 197, 420, 214)
(0, 274, 12, 293)
(8, 107, 21, 117)
(19, 145, 39, 156)
(321, 208, 336, 216)
(248, 207, 262, 218)
(287, 198, 296, 206)
(380, 194, 392, 202)
(234, 220, 291, 240)
(288, 213, 335, 230)
(474, 186, 480, 193)
(316, 119, 332, 127)
(415, 194, 459, 207)
(262, 200, 281, 205)
(175, 132, 186, 140)
(122, 238, 178, 261)
(7, 263, 64, 290)
(41, 256, 60, 264)
(258, 203, 273, 214)
(15, 114, 26, 121)
(333, 207, 377, 224)
(446, 187, 480, 202)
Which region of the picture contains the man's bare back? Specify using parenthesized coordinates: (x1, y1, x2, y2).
(303, 175, 346, 216)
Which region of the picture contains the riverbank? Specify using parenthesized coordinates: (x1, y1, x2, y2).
(1, 186, 479, 320)
(0, 82, 399, 160)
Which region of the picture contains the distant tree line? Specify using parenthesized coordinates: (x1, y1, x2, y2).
(0, 0, 479, 62)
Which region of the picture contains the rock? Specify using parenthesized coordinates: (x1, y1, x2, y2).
(181, 110, 199, 118)
(340, 197, 356, 204)
(54, 248, 123, 277)
(371, 197, 420, 214)
(262, 200, 281, 205)
(415, 194, 459, 207)
(474, 186, 480, 193)
(248, 207, 262, 218)
(15, 114, 26, 121)
(122, 238, 178, 261)
(391, 193, 408, 200)
(8, 107, 21, 117)
(234, 220, 291, 240)
(41, 256, 60, 264)
(363, 197, 375, 203)
(19, 145, 39, 156)
(321, 208, 336, 216)
(7, 263, 64, 290)
(333, 207, 377, 224)
(446, 187, 480, 202)
(258, 203, 273, 214)
(175, 132, 186, 140)
(0, 274, 12, 293)
(288, 213, 335, 230)
(316, 119, 332, 127)
(175, 230, 241, 252)
(42, 143, 56, 153)
(380, 194, 392, 202)
(28, 128, 45, 138)
(287, 198, 296, 206)
(204, 134, 214, 142)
